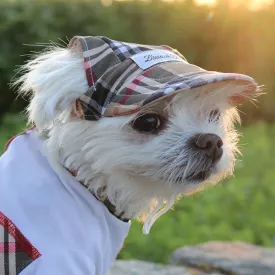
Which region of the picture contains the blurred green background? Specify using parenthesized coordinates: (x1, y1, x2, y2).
(1, 0, 275, 264)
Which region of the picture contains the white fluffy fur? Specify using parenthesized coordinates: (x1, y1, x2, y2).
(14, 45, 253, 233)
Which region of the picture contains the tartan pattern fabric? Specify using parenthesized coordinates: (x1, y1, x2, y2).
(68, 36, 257, 120)
(104, 38, 144, 61)
(0, 212, 41, 275)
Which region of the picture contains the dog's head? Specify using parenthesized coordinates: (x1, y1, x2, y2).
(15, 36, 259, 232)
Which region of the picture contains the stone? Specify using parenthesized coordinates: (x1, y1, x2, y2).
(171, 241, 275, 275)
(109, 259, 217, 275)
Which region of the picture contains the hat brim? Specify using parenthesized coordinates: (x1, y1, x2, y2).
(104, 71, 258, 117)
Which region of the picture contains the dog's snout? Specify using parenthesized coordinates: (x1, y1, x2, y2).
(192, 133, 223, 161)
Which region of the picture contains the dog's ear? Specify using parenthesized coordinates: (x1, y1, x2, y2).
(14, 47, 88, 130)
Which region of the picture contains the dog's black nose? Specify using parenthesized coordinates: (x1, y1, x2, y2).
(192, 133, 223, 161)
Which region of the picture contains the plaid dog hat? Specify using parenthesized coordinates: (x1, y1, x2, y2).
(68, 36, 258, 120)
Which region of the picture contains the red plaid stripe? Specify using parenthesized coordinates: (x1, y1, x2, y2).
(84, 62, 97, 88)
(113, 68, 153, 116)
(0, 243, 26, 253)
(113, 75, 144, 116)
(0, 212, 41, 275)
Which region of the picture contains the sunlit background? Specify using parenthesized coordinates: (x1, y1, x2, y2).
(1, 0, 275, 264)
(196, 0, 272, 8)
(106, 0, 273, 9)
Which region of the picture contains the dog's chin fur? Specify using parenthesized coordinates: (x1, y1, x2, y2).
(14, 46, 253, 232)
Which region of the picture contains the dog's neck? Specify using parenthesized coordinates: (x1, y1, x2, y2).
(65, 167, 177, 234)
(43, 125, 176, 230)
(71, 165, 160, 221)
(67, 168, 130, 222)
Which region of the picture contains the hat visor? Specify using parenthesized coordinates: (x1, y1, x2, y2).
(104, 72, 258, 117)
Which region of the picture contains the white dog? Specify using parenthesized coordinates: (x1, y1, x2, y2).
(0, 36, 258, 275)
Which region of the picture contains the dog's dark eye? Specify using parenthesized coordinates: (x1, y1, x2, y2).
(209, 109, 220, 122)
(132, 113, 163, 133)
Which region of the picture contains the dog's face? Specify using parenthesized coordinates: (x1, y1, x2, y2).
(16, 47, 251, 223)
(47, 82, 240, 199)
(72, 86, 239, 195)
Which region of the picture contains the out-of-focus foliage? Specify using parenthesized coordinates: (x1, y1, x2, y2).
(0, 0, 274, 122)
(0, 114, 26, 150)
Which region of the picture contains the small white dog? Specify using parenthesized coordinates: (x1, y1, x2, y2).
(0, 36, 258, 275)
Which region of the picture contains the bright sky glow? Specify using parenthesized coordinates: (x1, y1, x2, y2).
(102, 0, 274, 9)
(196, 0, 216, 5)
(195, 0, 273, 9)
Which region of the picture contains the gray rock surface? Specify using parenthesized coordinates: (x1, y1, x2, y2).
(109, 260, 220, 275)
(171, 241, 275, 275)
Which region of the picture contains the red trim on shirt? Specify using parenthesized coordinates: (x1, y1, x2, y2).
(0, 212, 41, 260)
(4, 136, 17, 152)
(4, 127, 35, 152)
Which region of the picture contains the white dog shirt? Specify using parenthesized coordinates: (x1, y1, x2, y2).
(0, 130, 130, 275)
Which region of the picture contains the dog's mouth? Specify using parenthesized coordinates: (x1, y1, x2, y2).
(152, 167, 213, 185)
(175, 170, 211, 184)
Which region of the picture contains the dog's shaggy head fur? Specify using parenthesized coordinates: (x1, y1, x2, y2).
(15, 46, 258, 233)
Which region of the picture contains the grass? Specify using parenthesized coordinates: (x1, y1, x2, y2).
(1, 115, 275, 263)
